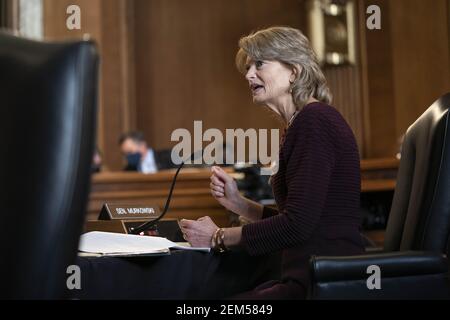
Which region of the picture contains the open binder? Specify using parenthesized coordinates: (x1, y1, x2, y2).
(78, 231, 210, 257)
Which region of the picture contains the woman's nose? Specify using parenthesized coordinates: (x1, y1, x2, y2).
(245, 66, 256, 80)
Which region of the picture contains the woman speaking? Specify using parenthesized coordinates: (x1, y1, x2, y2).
(72, 26, 365, 301)
(180, 26, 365, 299)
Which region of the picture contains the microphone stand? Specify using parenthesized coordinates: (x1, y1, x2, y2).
(129, 151, 201, 235)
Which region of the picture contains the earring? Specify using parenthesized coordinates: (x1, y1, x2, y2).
(289, 80, 294, 94)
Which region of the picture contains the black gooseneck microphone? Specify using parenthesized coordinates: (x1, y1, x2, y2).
(129, 149, 203, 235)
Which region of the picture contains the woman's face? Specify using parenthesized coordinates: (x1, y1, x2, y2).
(245, 57, 295, 106)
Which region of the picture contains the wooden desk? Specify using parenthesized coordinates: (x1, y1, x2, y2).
(88, 158, 399, 234)
(361, 157, 399, 192)
(87, 168, 235, 227)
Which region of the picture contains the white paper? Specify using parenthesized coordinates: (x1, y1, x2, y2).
(78, 231, 210, 256)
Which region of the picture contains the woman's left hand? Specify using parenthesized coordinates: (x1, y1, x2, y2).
(179, 216, 218, 248)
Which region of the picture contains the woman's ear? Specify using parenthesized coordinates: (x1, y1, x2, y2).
(290, 65, 300, 83)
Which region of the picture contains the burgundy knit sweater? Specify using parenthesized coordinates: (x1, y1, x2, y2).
(241, 102, 364, 292)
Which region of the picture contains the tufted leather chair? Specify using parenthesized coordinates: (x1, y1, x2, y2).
(309, 93, 450, 299)
(0, 32, 99, 299)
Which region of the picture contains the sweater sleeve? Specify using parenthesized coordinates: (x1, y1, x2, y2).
(241, 110, 337, 256)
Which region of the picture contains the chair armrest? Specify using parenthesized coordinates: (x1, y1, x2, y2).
(309, 251, 450, 299)
(312, 251, 448, 282)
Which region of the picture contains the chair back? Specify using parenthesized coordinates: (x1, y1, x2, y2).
(0, 33, 99, 299)
(385, 93, 450, 253)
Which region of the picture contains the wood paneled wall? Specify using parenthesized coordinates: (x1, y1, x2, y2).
(42, 0, 450, 168)
(133, 0, 304, 151)
(325, 65, 365, 155)
(361, 0, 450, 158)
(133, 0, 368, 157)
(0, 0, 19, 29)
(390, 0, 450, 142)
(44, 0, 136, 171)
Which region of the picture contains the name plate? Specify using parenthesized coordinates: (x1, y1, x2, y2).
(98, 203, 160, 220)
(85, 219, 184, 242)
(88, 203, 183, 241)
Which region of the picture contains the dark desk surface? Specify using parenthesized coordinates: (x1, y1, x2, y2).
(71, 250, 279, 300)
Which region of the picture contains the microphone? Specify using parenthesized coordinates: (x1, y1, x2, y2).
(129, 149, 203, 235)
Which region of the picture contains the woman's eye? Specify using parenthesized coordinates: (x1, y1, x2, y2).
(255, 61, 264, 68)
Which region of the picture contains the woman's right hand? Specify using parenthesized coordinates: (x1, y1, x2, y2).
(210, 166, 245, 215)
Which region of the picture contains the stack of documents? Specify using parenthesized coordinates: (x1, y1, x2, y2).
(78, 231, 210, 257)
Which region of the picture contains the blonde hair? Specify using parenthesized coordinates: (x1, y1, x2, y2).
(236, 26, 332, 109)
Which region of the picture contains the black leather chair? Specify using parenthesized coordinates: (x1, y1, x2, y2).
(309, 93, 450, 299)
(0, 33, 99, 299)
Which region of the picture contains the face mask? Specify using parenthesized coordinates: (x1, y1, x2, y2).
(126, 152, 141, 171)
(91, 165, 101, 173)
